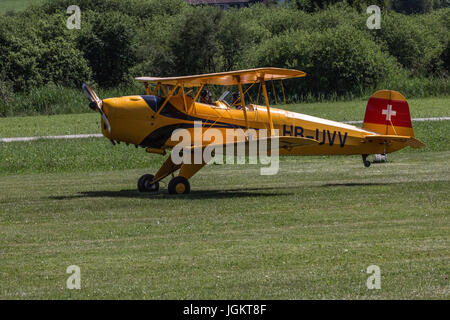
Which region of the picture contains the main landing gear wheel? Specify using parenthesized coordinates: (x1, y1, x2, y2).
(138, 174, 159, 192)
(362, 154, 371, 168)
(168, 176, 190, 195)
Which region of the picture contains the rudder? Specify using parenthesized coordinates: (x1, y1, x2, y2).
(363, 90, 414, 137)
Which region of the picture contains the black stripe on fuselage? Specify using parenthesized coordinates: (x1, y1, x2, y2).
(140, 95, 244, 129)
(139, 95, 247, 148)
(140, 124, 191, 148)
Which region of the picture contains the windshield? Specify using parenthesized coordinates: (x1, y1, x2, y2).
(218, 91, 233, 107)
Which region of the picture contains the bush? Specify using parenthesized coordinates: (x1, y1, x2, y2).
(245, 5, 310, 35)
(0, 17, 44, 92)
(0, 0, 448, 116)
(391, 0, 448, 14)
(242, 24, 401, 98)
(131, 16, 178, 77)
(289, 0, 391, 11)
(0, 83, 145, 117)
(379, 70, 449, 98)
(0, 78, 14, 111)
(0, 83, 84, 116)
(38, 37, 92, 88)
(0, 12, 91, 92)
(218, 9, 257, 71)
(169, 6, 223, 75)
(418, 8, 450, 76)
(39, 0, 186, 20)
(374, 11, 446, 75)
(77, 11, 137, 87)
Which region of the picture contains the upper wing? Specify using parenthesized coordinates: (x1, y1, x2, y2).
(136, 67, 306, 87)
(364, 135, 425, 148)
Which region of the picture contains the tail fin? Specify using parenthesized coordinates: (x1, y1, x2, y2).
(363, 90, 414, 137)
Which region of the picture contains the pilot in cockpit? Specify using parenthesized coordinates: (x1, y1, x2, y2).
(200, 89, 213, 105)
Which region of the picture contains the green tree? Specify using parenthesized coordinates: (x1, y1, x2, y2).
(375, 11, 445, 75)
(218, 10, 252, 71)
(78, 12, 137, 87)
(390, 0, 443, 14)
(170, 6, 223, 75)
(242, 24, 401, 97)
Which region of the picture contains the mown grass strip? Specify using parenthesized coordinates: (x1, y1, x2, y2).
(0, 151, 448, 299)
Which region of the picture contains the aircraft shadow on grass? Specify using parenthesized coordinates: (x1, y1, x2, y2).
(50, 187, 292, 200)
(49, 182, 389, 201)
(320, 182, 388, 187)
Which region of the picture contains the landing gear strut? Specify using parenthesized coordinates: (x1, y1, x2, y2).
(362, 154, 371, 168)
(137, 153, 204, 195)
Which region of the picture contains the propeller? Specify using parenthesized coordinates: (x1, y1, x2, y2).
(82, 83, 111, 133)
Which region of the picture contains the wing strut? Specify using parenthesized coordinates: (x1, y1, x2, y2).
(260, 78, 275, 135)
(153, 83, 179, 118)
(236, 76, 249, 130)
(181, 83, 188, 112)
(189, 83, 204, 113)
(280, 80, 286, 105)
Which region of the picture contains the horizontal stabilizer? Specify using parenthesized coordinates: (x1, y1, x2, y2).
(364, 135, 425, 149)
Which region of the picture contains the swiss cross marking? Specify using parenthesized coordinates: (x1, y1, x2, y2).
(382, 104, 396, 121)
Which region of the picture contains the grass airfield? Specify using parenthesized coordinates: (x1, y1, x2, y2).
(0, 97, 449, 299)
(0, 0, 44, 13)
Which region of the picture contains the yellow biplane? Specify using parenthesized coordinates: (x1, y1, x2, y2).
(82, 67, 424, 194)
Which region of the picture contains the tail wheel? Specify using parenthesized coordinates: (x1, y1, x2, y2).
(362, 154, 371, 168)
(138, 174, 159, 192)
(168, 176, 190, 195)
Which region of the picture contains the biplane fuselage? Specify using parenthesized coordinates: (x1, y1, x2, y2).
(100, 94, 405, 156)
(83, 68, 424, 194)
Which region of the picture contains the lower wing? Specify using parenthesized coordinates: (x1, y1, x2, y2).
(187, 136, 319, 154)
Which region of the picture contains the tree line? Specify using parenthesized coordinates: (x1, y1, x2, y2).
(0, 0, 448, 115)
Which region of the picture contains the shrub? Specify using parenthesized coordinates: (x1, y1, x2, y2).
(0, 12, 92, 92)
(77, 11, 138, 87)
(0, 78, 14, 114)
(218, 9, 257, 71)
(0, 0, 448, 116)
(374, 11, 446, 75)
(391, 0, 448, 14)
(168, 6, 223, 75)
(242, 24, 401, 98)
(0, 17, 44, 91)
(39, 0, 186, 19)
(289, 0, 390, 11)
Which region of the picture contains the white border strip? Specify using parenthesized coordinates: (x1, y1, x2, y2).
(1, 117, 448, 143)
